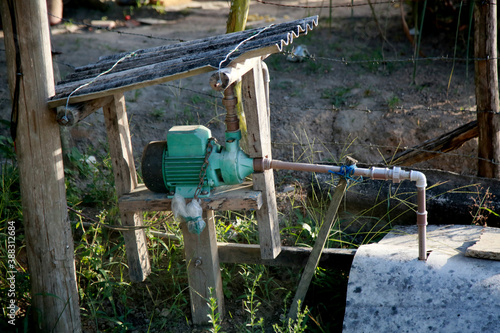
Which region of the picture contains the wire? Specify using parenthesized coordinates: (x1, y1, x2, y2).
(63, 49, 139, 121)
(47, 13, 185, 42)
(68, 206, 173, 231)
(254, 0, 400, 9)
(218, 24, 274, 75)
(271, 141, 500, 166)
(254, 0, 493, 9)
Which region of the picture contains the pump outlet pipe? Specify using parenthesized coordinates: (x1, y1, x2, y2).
(254, 158, 428, 261)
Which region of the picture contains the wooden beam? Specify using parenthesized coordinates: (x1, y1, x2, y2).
(103, 93, 151, 282)
(474, 2, 500, 177)
(218, 243, 355, 269)
(119, 182, 262, 212)
(56, 95, 113, 126)
(389, 121, 478, 166)
(0, 0, 82, 331)
(181, 210, 224, 325)
(242, 60, 281, 259)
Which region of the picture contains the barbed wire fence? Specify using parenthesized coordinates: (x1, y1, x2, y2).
(0, 0, 497, 168)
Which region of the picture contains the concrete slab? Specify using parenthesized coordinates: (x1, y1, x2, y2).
(343, 225, 500, 333)
(466, 227, 500, 260)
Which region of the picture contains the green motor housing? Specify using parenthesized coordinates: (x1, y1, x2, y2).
(141, 125, 254, 198)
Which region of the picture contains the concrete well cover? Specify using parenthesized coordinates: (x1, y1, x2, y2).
(343, 225, 500, 333)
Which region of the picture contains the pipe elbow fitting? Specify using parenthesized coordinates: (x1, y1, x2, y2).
(410, 170, 427, 188)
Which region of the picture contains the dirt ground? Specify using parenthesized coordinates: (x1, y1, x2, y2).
(1, 0, 478, 178)
(0, 0, 482, 331)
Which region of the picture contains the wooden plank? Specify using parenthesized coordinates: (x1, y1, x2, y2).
(48, 16, 318, 108)
(243, 61, 272, 159)
(0, 0, 82, 331)
(474, 2, 500, 177)
(389, 121, 478, 166)
(119, 182, 262, 212)
(288, 179, 348, 320)
(103, 93, 151, 282)
(218, 243, 356, 269)
(181, 210, 224, 325)
(209, 57, 260, 91)
(48, 65, 215, 108)
(242, 60, 281, 259)
(56, 95, 113, 126)
(73, 17, 316, 77)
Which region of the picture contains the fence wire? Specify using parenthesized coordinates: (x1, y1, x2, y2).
(254, 0, 495, 9)
(0, 1, 498, 168)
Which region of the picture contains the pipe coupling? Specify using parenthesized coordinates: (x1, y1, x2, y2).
(416, 211, 428, 226)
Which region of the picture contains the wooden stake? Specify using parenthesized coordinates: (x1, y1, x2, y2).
(474, 2, 500, 177)
(103, 93, 151, 282)
(288, 179, 348, 320)
(0, 0, 81, 331)
(181, 210, 224, 325)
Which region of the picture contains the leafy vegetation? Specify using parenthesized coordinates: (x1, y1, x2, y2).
(0, 1, 497, 331)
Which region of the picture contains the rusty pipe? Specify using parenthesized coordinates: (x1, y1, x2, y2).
(222, 84, 239, 132)
(254, 158, 428, 260)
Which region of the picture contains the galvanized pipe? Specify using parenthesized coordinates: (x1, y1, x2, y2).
(254, 158, 428, 260)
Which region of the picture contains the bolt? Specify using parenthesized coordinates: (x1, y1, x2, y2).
(201, 190, 209, 196)
(195, 258, 202, 267)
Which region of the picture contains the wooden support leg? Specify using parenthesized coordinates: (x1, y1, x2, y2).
(288, 179, 348, 319)
(103, 93, 151, 282)
(181, 210, 224, 325)
(242, 60, 281, 259)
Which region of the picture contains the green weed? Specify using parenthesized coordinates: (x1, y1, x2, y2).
(272, 299, 309, 333)
(126, 89, 142, 103)
(320, 86, 352, 108)
(150, 107, 166, 119)
(207, 287, 222, 333)
(386, 95, 401, 111)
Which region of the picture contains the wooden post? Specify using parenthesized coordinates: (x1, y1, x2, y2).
(242, 60, 282, 259)
(103, 93, 151, 282)
(180, 210, 224, 325)
(474, 1, 500, 177)
(0, 0, 82, 331)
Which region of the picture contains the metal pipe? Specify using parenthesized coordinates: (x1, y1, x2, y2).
(255, 158, 428, 260)
(222, 84, 239, 132)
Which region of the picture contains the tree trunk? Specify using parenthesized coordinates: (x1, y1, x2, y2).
(226, 0, 250, 149)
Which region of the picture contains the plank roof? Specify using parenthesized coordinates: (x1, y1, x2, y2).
(49, 16, 318, 108)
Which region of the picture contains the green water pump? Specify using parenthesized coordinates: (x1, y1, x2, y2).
(141, 125, 254, 198)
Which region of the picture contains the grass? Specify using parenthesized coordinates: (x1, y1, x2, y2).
(0, 6, 491, 330)
(0, 130, 371, 331)
(2, 95, 497, 332)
